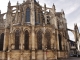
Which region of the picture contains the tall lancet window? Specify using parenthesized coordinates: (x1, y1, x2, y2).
(24, 30, 29, 50)
(0, 33, 4, 51)
(37, 30, 42, 50)
(15, 30, 20, 50)
(35, 9, 37, 23)
(26, 7, 30, 23)
(58, 34, 62, 51)
(45, 31, 51, 49)
(38, 13, 40, 23)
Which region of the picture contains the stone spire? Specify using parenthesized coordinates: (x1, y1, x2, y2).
(8, 0, 11, 7)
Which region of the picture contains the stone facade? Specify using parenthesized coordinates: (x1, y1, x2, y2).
(0, 0, 70, 60)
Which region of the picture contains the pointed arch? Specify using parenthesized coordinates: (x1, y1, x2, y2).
(37, 30, 42, 50)
(26, 7, 30, 22)
(15, 30, 20, 50)
(45, 31, 51, 49)
(0, 33, 4, 51)
(24, 30, 29, 50)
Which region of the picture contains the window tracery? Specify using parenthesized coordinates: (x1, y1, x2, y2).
(15, 30, 20, 50)
(26, 7, 30, 22)
(45, 31, 51, 49)
(37, 30, 42, 50)
(24, 30, 29, 50)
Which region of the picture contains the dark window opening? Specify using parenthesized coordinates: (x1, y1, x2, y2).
(24, 30, 29, 50)
(45, 31, 51, 49)
(37, 30, 42, 50)
(38, 13, 40, 23)
(47, 16, 50, 24)
(35, 10, 37, 24)
(0, 33, 4, 51)
(26, 8, 30, 22)
(47, 19, 50, 24)
(15, 30, 20, 50)
(58, 34, 62, 51)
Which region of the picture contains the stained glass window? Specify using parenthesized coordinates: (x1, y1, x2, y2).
(45, 31, 51, 49)
(24, 30, 29, 50)
(37, 30, 42, 50)
(0, 33, 4, 51)
(26, 8, 30, 22)
(15, 30, 20, 50)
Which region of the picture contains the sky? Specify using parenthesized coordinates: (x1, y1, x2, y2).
(0, 0, 80, 41)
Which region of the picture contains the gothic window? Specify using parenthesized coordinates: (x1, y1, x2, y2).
(15, 30, 20, 50)
(45, 31, 51, 49)
(58, 34, 62, 51)
(35, 9, 37, 24)
(26, 8, 30, 22)
(0, 33, 4, 51)
(24, 30, 29, 50)
(47, 16, 50, 24)
(37, 30, 42, 50)
(38, 13, 40, 23)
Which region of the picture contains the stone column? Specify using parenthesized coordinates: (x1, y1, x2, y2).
(56, 30, 59, 50)
(55, 29, 58, 59)
(8, 32, 11, 51)
(7, 51, 10, 60)
(3, 29, 9, 60)
(20, 29, 24, 50)
(51, 34, 54, 49)
(45, 15, 47, 24)
(44, 48, 47, 60)
(42, 33, 44, 49)
(31, 26, 36, 59)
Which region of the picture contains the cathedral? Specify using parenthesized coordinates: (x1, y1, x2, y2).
(0, 0, 70, 60)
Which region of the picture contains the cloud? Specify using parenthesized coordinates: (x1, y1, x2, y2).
(65, 4, 79, 15)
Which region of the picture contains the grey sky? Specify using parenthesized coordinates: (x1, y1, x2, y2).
(0, 0, 80, 41)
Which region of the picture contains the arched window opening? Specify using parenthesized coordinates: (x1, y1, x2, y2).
(45, 31, 51, 49)
(35, 9, 37, 24)
(37, 30, 42, 50)
(58, 34, 62, 51)
(24, 30, 29, 50)
(38, 13, 40, 23)
(0, 33, 4, 51)
(15, 30, 20, 50)
(47, 16, 50, 24)
(26, 7, 30, 22)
